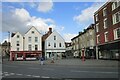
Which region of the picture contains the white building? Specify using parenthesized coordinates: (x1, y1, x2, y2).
(10, 26, 42, 61)
(44, 29, 66, 59)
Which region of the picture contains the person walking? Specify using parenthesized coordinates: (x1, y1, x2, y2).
(40, 57, 44, 65)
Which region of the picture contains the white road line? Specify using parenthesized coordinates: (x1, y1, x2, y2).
(41, 76, 50, 78)
(26, 75, 32, 77)
(16, 73, 23, 76)
(9, 73, 15, 75)
(4, 72, 8, 74)
(4, 74, 10, 76)
(32, 75, 40, 78)
(70, 70, 118, 74)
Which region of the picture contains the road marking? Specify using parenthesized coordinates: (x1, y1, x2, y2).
(70, 70, 118, 74)
(4, 74, 10, 76)
(4, 72, 8, 74)
(16, 73, 23, 76)
(41, 76, 50, 78)
(9, 73, 15, 75)
(43, 68, 54, 71)
(32, 75, 40, 78)
(26, 75, 32, 77)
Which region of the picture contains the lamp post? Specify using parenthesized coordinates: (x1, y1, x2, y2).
(82, 48, 85, 61)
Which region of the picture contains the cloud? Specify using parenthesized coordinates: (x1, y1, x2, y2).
(2, 8, 57, 35)
(73, 2, 104, 25)
(63, 33, 77, 42)
(37, 0, 53, 13)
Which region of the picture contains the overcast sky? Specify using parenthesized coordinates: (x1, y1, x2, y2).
(1, 0, 105, 43)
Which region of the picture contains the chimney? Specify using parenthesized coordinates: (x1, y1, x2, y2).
(49, 27, 52, 33)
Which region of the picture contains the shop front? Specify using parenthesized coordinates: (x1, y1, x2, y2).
(98, 40, 120, 60)
(10, 51, 42, 61)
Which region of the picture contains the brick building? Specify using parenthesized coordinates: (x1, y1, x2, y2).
(94, 1, 120, 60)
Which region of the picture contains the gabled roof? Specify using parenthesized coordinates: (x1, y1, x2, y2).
(24, 26, 42, 35)
(45, 30, 65, 42)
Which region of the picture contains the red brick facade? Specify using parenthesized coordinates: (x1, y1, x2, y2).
(94, 2, 120, 60)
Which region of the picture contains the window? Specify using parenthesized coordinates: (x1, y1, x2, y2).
(59, 43, 61, 47)
(103, 8, 107, 16)
(31, 31, 34, 34)
(35, 45, 38, 50)
(54, 43, 56, 47)
(17, 35, 19, 38)
(97, 35, 100, 44)
(48, 43, 50, 46)
(54, 36, 56, 40)
(17, 48, 19, 51)
(104, 32, 108, 42)
(28, 44, 32, 51)
(35, 37, 38, 42)
(114, 28, 120, 40)
(104, 18, 108, 29)
(28, 37, 31, 42)
(112, 1, 120, 10)
(16, 41, 19, 46)
(113, 12, 120, 24)
(96, 23, 99, 32)
(95, 14, 98, 21)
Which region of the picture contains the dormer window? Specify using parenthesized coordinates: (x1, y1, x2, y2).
(17, 35, 19, 38)
(32, 31, 34, 34)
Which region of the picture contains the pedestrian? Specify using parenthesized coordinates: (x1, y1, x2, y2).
(40, 57, 44, 65)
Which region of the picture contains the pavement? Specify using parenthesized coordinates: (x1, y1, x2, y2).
(1, 58, 119, 79)
(2, 58, 119, 67)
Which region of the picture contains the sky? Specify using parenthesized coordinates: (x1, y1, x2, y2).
(0, 0, 105, 43)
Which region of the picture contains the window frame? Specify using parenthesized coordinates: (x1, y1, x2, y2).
(104, 32, 108, 42)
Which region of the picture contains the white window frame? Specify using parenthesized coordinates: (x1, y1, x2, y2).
(96, 23, 99, 32)
(112, 1, 120, 11)
(112, 11, 120, 25)
(104, 18, 107, 29)
(104, 32, 108, 42)
(97, 35, 100, 44)
(35, 37, 38, 42)
(103, 7, 107, 16)
(28, 37, 32, 42)
(95, 14, 98, 21)
(114, 27, 120, 40)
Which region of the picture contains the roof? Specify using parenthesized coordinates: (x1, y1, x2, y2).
(94, 1, 110, 15)
(24, 26, 42, 35)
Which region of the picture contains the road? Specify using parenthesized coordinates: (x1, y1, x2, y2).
(1, 59, 119, 79)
